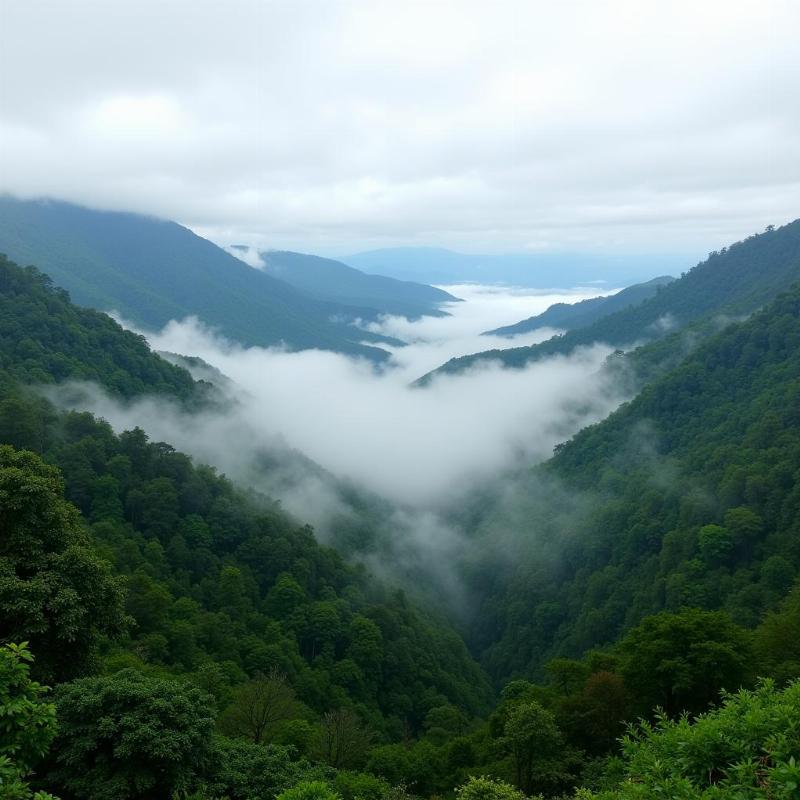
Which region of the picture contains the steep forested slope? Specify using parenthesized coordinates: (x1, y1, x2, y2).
(0, 252, 492, 733)
(421, 221, 800, 382)
(484, 276, 674, 337)
(252, 249, 456, 320)
(0, 254, 198, 400)
(3, 247, 800, 800)
(469, 283, 800, 680)
(0, 197, 390, 360)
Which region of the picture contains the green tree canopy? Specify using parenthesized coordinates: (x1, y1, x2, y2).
(0, 642, 58, 800)
(49, 669, 215, 800)
(617, 609, 753, 716)
(0, 446, 126, 681)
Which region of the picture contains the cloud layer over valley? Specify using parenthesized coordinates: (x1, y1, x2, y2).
(53, 285, 626, 515)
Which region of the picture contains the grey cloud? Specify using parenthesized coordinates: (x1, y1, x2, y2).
(2, 1, 799, 257)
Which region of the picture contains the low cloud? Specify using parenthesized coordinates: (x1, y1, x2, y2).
(46, 285, 634, 600)
(224, 244, 265, 269)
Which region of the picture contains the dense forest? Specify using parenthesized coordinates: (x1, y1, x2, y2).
(464, 284, 800, 682)
(3, 235, 800, 800)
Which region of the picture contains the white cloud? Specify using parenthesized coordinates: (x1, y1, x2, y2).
(59, 286, 625, 511)
(2, 1, 798, 256)
(224, 244, 265, 269)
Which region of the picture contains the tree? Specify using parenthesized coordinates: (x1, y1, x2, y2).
(580, 680, 800, 799)
(455, 776, 527, 800)
(49, 669, 215, 800)
(501, 701, 570, 795)
(0, 643, 58, 800)
(617, 609, 753, 716)
(219, 670, 299, 745)
(205, 737, 323, 800)
(755, 579, 800, 683)
(423, 704, 468, 744)
(276, 781, 340, 800)
(0, 446, 127, 681)
(314, 709, 372, 769)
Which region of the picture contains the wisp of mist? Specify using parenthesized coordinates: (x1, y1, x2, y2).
(50, 284, 629, 577)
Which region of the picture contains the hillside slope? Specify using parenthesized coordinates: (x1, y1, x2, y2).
(419, 221, 800, 383)
(484, 276, 674, 337)
(0, 251, 493, 726)
(241, 248, 457, 320)
(0, 253, 199, 400)
(0, 197, 390, 360)
(467, 283, 800, 680)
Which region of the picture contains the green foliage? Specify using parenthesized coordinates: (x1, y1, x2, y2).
(0, 446, 126, 682)
(218, 670, 300, 745)
(500, 701, 573, 795)
(455, 776, 528, 800)
(331, 769, 389, 800)
(471, 283, 800, 680)
(28, 411, 491, 728)
(755, 579, 800, 685)
(49, 669, 215, 800)
(204, 737, 329, 800)
(617, 609, 753, 717)
(277, 780, 341, 800)
(582, 680, 800, 799)
(0, 254, 198, 400)
(0, 643, 58, 800)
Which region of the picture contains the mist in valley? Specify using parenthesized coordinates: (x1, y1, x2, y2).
(45, 283, 632, 606)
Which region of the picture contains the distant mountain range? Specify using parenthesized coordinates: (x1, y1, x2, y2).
(344, 246, 687, 286)
(0, 198, 449, 361)
(484, 276, 675, 337)
(417, 221, 800, 383)
(232, 247, 457, 321)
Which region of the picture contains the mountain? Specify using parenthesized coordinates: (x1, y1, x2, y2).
(0, 196, 393, 360)
(418, 221, 800, 383)
(4, 240, 800, 800)
(230, 247, 457, 320)
(344, 246, 686, 286)
(0, 253, 199, 401)
(466, 281, 800, 680)
(0, 249, 492, 724)
(484, 275, 675, 337)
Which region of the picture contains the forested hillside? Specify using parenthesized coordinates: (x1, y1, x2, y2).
(0, 254, 198, 400)
(0, 252, 495, 796)
(0, 197, 393, 360)
(421, 221, 800, 382)
(467, 283, 800, 682)
(484, 276, 674, 337)
(3, 250, 800, 800)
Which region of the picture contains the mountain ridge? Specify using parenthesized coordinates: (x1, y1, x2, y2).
(416, 220, 800, 384)
(484, 275, 675, 337)
(0, 196, 394, 361)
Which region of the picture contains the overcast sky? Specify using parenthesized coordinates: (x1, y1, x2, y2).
(2, 0, 798, 256)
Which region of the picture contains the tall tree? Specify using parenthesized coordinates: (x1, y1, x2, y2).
(219, 670, 300, 745)
(49, 669, 215, 800)
(0, 446, 126, 681)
